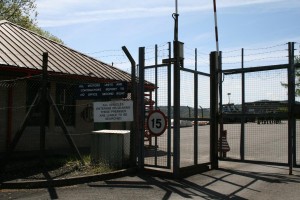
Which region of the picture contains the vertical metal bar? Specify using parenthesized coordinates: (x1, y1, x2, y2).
(288, 42, 295, 174)
(40, 52, 48, 161)
(155, 44, 158, 110)
(138, 47, 145, 169)
(218, 51, 223, 159)
(210, 51, 219, 169)
(167, 42, 172, 169)
(173, 41, 181, 176)
(122, 46, 137, 167)
(155, 44, 158, 166)
(241, 48, 245, 161)
(194, 48, 198, 165)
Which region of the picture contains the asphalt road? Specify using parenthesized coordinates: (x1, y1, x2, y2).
(145, 121, 299, 168)
(1, 122, 300, 199)
(1, 161, 300, 200)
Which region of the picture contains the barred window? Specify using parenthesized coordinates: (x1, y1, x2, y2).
(26, 80, 49, 126)
(55, 83, 75, 126)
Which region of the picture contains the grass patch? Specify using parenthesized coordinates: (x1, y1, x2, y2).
(1, 154, 115, 182)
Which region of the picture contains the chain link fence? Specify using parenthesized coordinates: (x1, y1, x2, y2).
(0, 73, 133, 169)
(220, 43, 294, 165)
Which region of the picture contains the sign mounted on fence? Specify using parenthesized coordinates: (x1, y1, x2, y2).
(93, 100, 133, 122)
(147, 110, 167, 136)
(77, 82, 128, 99)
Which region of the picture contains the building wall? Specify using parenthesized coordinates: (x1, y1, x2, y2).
(0, 85, 8, 152)
(1, 80, 132, 154)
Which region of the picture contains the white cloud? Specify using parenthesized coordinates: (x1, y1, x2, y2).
(36, 0, 299, 28)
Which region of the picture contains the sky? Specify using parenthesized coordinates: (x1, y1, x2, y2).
(34, 0, 300, 106)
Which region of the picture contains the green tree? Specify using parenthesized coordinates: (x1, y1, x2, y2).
(0, 0, 63, 44)
(281, 56, 300, 96)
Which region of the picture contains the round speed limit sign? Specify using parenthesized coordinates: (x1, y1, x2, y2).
(147, 110, 167, 136)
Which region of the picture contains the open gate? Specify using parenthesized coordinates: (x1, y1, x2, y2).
(218, 42, 299, 172)
(136, 43, 215, 176)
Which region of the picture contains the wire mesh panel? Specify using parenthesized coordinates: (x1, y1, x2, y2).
(297, 120, 300, 166)
(245, 70, 288, 103)
(295, 68, 300, 167)
(143, 66, 171, 168)
(245, 122, 288, 163)
(140, 43, 172, 169)
(221, 66, 289, 164)
(179, 70, 195, 167)
(223, 123, 241, 160)
(198, 75, 211, 164)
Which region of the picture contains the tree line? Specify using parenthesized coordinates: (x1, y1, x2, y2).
(0, 0, 63, 44)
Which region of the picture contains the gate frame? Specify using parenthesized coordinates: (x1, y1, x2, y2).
(137, 44, 173, 170)
(217, 42, 297, 174)
(137, 43, 214, 177)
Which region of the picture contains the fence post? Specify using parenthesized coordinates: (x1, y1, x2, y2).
(138, 47, 145, 169)
(210, 51, 219, 169)
(122, 46, 137, 167)
(173, 41, 181, 177)
(288, 42, 295, 174)
(154, 44, 158, 166)
(167, 42, 172, 169)
(40, 52, 48, 162)
(194, 48, 198, 165)
(241, 48, 245, 161)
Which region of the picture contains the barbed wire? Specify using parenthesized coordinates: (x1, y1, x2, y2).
(244, 43, 287, 51)
(86, 49, 123, 55)
(0, 74, 42, 83)
(222, 49, 241, 53)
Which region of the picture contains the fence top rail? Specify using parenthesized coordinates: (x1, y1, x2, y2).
(144, 64, 169, 69)
(180, 67, 210, 77)
(222, 64, 289, 75)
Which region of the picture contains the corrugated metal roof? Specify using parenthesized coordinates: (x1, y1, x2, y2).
(0, 20, 131, 82)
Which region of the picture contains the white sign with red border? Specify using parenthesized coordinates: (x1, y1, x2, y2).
(147, 110, 167, 136)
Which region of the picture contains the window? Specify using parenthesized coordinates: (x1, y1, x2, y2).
(26, 80, 49, 126)
(55, 83, 76, 126)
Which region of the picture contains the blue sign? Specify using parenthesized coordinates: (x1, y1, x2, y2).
(77, 82, 128, 99)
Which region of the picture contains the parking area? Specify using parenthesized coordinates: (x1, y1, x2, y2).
(145, 120, 300, 169)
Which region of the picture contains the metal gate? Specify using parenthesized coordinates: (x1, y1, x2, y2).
(137, 43, 172, 169)
(137, 43, 214, 176)
(218, 42, 298, 172)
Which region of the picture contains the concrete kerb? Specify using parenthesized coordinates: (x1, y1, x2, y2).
(0, 168, 137, 189)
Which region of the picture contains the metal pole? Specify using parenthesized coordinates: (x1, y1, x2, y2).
(241, 48, 245, 161)
(218, 51, 223, 159)
(288, 42, 295, 175)
(213, 0, 220, 66)
(173, 49, 180, 176)
(194, 48, 198, 165)
(40, 52, 48, 162)
(122, 46, 137, 167)
(167, 42, 172, 169)
(199, 106, 204, 118)
(210, 51, 219, 169)
(138, 47, 145, 169)
(173, 0, 181, 177)
(155, 44, 158, 166)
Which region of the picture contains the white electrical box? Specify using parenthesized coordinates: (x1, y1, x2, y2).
(91, 130, 130, 169)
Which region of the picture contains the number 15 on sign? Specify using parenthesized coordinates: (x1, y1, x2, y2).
(147, 110, 167, 136)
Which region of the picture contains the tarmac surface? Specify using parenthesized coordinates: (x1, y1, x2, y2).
(1, 161, 300, 200)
